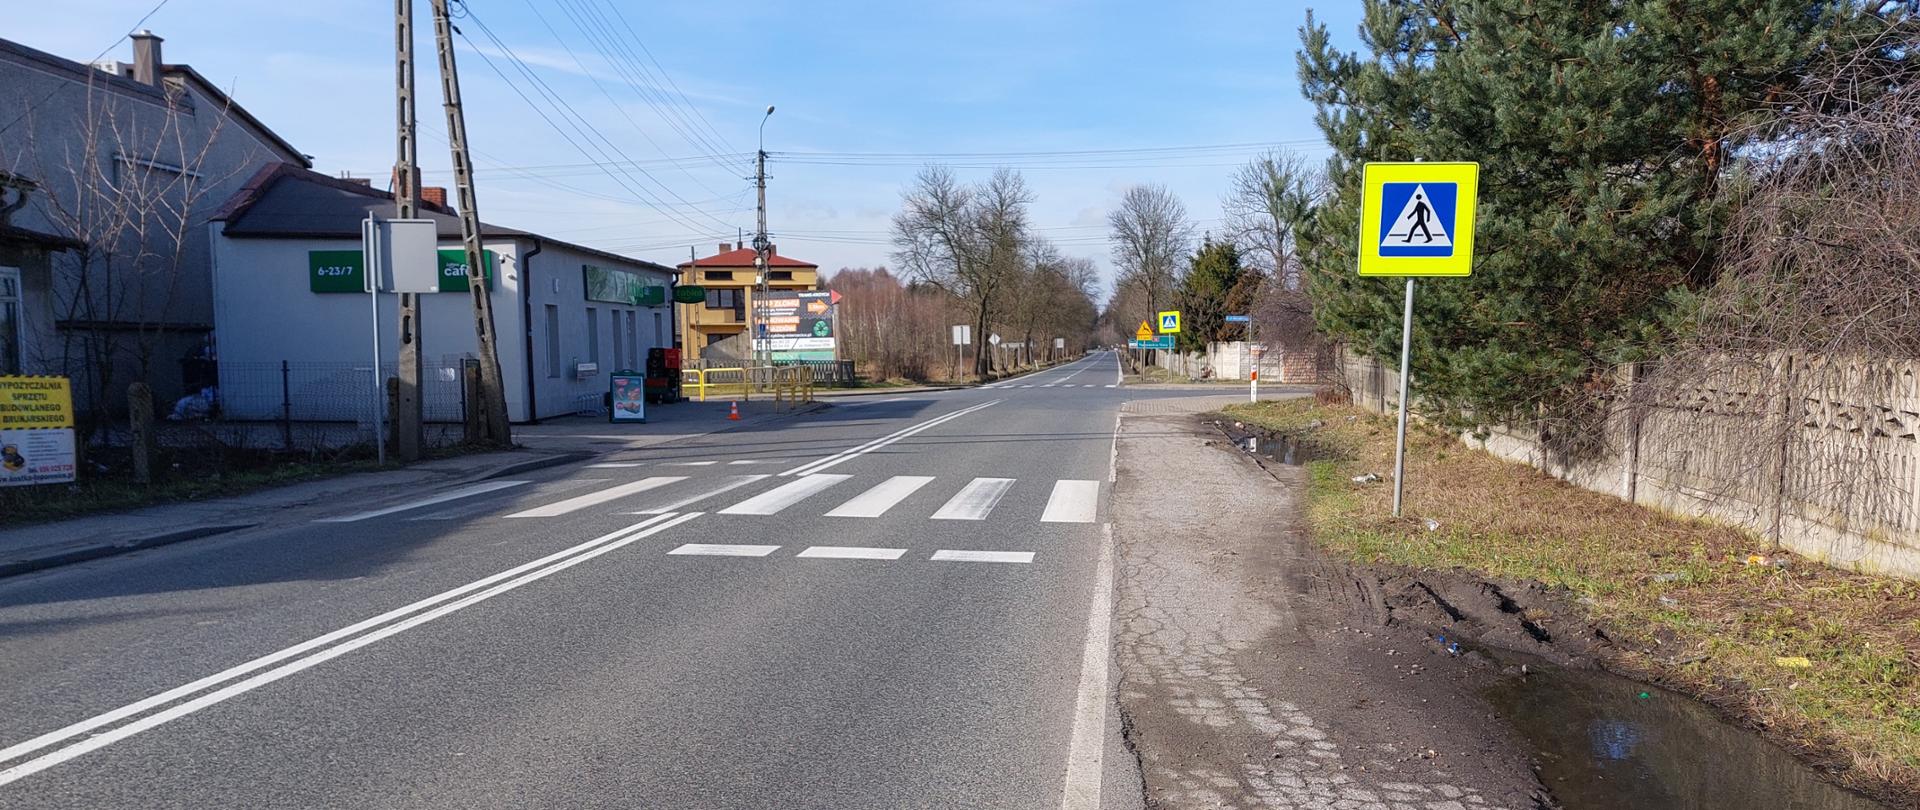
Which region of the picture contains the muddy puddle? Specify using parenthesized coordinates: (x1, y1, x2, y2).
(1485, 661, 1889, 809)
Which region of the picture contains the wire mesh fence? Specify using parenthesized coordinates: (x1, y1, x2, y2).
(124, 359, 480, 453)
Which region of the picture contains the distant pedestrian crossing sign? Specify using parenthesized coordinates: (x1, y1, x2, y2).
(1358, 162, 1478, 277)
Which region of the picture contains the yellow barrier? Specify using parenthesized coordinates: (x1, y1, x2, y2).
(682, 366, 816, 407)
(681, 367, 751, 402)
(770, 366, 815, 411)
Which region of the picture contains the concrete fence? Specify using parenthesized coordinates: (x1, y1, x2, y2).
(1337, 348, 1920, 579)
(1153, 341, 1331, 383)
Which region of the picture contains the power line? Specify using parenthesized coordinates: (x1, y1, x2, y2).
(563, 0, 745, 173)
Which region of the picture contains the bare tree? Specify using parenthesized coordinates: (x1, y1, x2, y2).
(1224, 151, 1319, 290)
(1107, 184, 1192, 331)
(891, 166, 1034, 377)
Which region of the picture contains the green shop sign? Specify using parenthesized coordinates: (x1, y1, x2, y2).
(307, 248, 495, 293)
(309, 250, 365, 293)
(584, 264, 666, 306)
(437, 249, 496, 293)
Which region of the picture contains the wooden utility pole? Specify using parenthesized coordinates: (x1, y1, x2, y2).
(430, 0, 512, 445)
(393, 0, 424, 461)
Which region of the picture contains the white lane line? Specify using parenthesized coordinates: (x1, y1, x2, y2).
(726, 459, 769, 465)
(1058, 522, 1116, 810)
(930, 550, 1035, 563)
(824, 475, 935, 518)
(796, 546, 908, 560)
(1041, 480, 1101, 523)
(668, 543, 780, 557)
(930, 477, 1016, 521)
(1056, 358, 1092, 383)
(586, 462, 642, 469)
(0, 513, 699, 784)
(718, 474, 851, 515)
(666, 460, 719, 467)
(1104, 384, 1117, 389)
(632, 475, 769, 515)
(1018, 384, 1034, 388)
(504, 477, 686, 518)
(1042, 383, 1058, 388)
(316, 480, 530, 523)
(781, 400, 999, 477)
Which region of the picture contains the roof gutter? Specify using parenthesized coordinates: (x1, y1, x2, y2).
(521, 238, 543, 423)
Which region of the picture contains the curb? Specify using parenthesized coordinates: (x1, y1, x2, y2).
(482, 450, 597, 480)
(0, 524, 257, 580)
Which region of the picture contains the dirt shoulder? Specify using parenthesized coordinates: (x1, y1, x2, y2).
(1222, 399, 1920, 807)
(1111, 411, 1553, 809)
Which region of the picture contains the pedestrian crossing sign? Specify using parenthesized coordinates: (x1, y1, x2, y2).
(1358, 162, 1478, 277)
(1157, 311, 1181, 334)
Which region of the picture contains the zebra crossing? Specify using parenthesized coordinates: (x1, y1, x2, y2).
(322, 473, 1105, 525)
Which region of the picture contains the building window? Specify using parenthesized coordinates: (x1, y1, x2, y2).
(626, 310, 638, 363)
(770, 270, 793, 281)
(586, 307, 600, 364)
(611, 311, 624, 370)
(0, 268, 21, 375)
(545, 304, 560, 378)
(705, 288, 744, 320)
(703, 270, 732, 282)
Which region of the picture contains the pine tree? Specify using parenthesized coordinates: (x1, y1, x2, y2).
(1175, 238, 1255, 353)
(1295, 1, 1896, 426)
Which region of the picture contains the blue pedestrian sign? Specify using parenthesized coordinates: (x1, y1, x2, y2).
(1378, 183, 1457, 257)
(1357, 162, 1478, 277)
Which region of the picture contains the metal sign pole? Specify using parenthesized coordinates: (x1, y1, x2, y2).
(363, 216, 387, 466)
(1391, 278, 1414, 516)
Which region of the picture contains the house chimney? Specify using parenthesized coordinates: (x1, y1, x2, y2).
(421, 186, 449, 208)
(130, 30, 163, 87)
(719, 242, 732, 254)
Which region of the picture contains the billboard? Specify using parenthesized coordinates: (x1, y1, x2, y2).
(0, 376, 76, 486)
(753, 290, 838, 362)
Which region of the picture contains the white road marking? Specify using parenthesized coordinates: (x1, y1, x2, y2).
(930, 550, 1035, 563)
(1058, 522, 1116, 810)
(316, 480, 530, 523)
(504, 477, 686, 518)
(1041, 480, 1101, 523)
(796, 546, 908, 560)
(667, 543, 780, 557)
(1017, 384, 1034, 388)
(1042, 383, 1058, 388)
(824, 475, 935, 518)
(781, 400, 999, 477)
(726, 459, 769, 465)
(930, 477, 1016, 520)
(718, 474, 851, 515)
(586, 462, 642, 469)
(632, 475, 769, 515)
(666, 460, 719, 466)
(0, 513, 700, 785)
(1104, 384, 1117, 388)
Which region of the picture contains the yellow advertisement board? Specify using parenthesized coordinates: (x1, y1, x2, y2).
(0, 376, 74, 429)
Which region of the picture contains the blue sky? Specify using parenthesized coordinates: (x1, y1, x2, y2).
(15, 1, 1359, 292)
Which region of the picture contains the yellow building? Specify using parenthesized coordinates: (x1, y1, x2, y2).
(676, 243, 821, 357)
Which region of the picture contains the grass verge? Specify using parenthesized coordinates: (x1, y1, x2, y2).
(1225, 398, 1920, 799)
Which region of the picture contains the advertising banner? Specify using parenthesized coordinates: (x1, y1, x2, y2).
(752, 290, 838, 360)
(0, 376, 76, 486)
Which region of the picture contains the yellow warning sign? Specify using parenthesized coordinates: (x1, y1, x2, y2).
(1135, 321, 1154, 341)
(0, 377, 74, 429)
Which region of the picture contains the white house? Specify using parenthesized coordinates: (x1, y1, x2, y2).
(209, 164, 676, 423)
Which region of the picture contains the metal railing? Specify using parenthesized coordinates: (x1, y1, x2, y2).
(681, 365, 816, 406)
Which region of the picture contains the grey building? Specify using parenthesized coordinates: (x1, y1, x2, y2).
(211, 164, 679, 424)
(0, 31, 307, 416)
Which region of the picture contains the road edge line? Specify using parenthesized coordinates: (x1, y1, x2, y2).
(1060, 520, 1116, 810)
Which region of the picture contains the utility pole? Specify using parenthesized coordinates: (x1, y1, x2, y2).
(430, 0, 512, 445)
(749, 106, 775, 384)
(393, 0, 424, 462)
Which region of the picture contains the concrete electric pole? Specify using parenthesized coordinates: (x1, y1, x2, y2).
(751, 105, 774, 380)
(393, 0, 424, 462)
(430, 0, 512, 445)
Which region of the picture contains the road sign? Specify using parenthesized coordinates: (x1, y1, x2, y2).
(1157, 311, 1182, 334)
(1129, 337, 1174, 350)
(988, 333, 1002, 346)
(1134, 321, 1154, 341)
(1224, 314, 1250, 323)
(1358, 162, 1478, 277)
(951, 325, 971, 345)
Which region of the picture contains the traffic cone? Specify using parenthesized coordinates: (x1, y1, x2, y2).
(728, 401, 741, 421)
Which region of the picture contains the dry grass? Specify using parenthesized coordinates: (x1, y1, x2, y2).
(1227, 399, 1920, 798)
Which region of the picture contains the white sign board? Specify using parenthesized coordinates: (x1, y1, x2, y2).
(0, 428, 74, 486)
(1053, 338, 1065, 349)
(988, 333, 1002, 346)
(951, 325, 971, 346)
(364, 217, 440, 294)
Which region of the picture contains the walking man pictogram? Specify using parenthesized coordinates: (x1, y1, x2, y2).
(1404, 192, 1433, 244)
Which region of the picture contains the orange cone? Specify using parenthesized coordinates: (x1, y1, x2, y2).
(728, 401, 741, 421)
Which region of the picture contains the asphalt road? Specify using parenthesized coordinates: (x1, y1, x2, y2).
(0, 352, 1181, 809)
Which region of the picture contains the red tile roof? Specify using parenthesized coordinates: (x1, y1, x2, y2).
(678, 247, 817, 269)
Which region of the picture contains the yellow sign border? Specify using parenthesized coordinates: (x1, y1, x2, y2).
(1156, 310, 1182, 334)
(1357, 162, 1479, 277)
